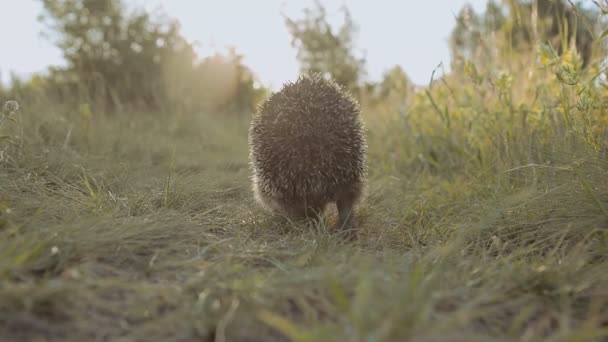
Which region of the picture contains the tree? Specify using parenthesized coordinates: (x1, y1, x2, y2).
(378, 66, 413, 102)
(38, 0, 195, 110)
(37, 0, 266, 114)
(284, 1, 366, 95)
(361, 65, 413, 109)
(164, 48, 268, 114)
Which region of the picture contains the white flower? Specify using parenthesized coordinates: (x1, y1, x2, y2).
(2, 100, 19, 113)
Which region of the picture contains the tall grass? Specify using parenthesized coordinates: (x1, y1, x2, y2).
(1, 5, 608, 342)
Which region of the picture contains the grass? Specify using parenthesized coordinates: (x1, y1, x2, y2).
(1, 49, 608, 341)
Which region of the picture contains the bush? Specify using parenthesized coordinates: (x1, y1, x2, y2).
(35, 0, 267, 114)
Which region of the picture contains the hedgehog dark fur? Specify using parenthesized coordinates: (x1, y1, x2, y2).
(248, 73, 367, 233)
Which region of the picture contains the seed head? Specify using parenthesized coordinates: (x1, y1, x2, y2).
(3, 100, 19, 114)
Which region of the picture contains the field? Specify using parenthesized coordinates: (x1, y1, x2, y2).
(2, 21, 608, 342)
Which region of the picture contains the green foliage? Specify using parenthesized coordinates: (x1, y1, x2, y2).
(450, 0, 603, 69)
(35, 0, 266, 114)
(363, 65, 413, 109)
(284, 0, 366, 95)
(38, 0, 193, 109)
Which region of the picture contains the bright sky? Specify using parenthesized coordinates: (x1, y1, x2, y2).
(0, 0, 492, 89)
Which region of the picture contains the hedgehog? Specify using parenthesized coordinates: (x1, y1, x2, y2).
(248, 73, 367, 236)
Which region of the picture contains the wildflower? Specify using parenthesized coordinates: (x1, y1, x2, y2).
(2, 100, 19, 114)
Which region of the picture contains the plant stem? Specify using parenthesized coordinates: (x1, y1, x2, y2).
(0, 113, 7, 128)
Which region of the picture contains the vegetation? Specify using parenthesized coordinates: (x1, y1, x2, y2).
(33, 0, 265, 113)
(1, 0, 608, 341)
(284, 0, 366, 95)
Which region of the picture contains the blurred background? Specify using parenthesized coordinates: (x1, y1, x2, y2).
(3, 0, 490, 89)
(0, 0, 603, 116)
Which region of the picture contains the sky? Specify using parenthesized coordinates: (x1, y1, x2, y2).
(0, 0, 492, 89)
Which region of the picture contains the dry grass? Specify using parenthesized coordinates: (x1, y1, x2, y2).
(1, 36, 608, 341)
